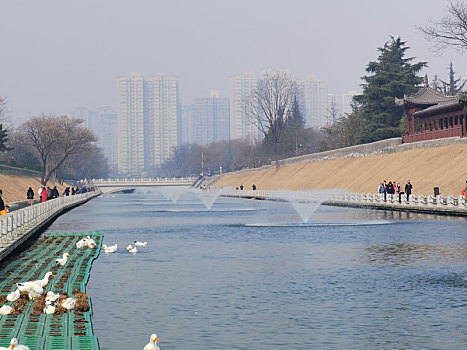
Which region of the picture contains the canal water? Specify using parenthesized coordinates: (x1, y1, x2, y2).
(44, 190, 466, 350)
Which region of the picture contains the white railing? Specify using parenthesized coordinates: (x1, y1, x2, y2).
(0, 192, 99, 248)
(92, 177, 197, 183)
(222, 189, 467, 212)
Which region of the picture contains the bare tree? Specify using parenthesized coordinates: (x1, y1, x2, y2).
(19, 115, 97, 185)
(245, 71, 296, 168)
(418, 1, 467, 53)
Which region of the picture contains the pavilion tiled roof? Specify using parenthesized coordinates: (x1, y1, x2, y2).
(395, 86, 458, 107)
(413, 98, 463, 117)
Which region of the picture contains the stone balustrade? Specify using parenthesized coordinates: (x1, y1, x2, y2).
(222, 189, 467, 216)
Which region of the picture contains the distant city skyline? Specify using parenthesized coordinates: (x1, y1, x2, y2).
(1, 1, 466, 125)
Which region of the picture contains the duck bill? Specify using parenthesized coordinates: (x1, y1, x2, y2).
(155, 337, 159, 342)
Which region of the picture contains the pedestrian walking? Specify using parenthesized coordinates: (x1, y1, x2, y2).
(0, 189, 4, 211)
(41, 187, 48, 203)
(405, 180, 413, 202)
(396, 183, 404, 203)
(252, 184, 256, 190)
(27, 187, 34, 206)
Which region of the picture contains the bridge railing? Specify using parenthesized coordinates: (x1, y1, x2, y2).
(92, 177, 197, 184)
(0, 192, 99, 248)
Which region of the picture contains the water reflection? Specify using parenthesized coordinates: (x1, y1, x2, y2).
(364, 243, 467, 266)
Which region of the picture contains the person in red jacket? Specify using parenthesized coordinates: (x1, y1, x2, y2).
(40, 187, 48, 203)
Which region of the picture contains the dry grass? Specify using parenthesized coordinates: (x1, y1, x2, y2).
(215, 144, 467, 196)
(0, 174, 70, 204)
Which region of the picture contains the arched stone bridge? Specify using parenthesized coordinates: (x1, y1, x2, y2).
(92, 177, 198, 194)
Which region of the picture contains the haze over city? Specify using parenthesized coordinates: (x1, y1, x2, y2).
(1, 0, 466, 124)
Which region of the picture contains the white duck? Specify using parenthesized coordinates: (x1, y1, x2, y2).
(45, 291, 60, 305)
(134, 241, 148, 247)
(143, 334, 160, 350)
(6, 289, 20, 302)
(127, 245, 137, 254)
(102, 244, 118, 253)
(76, 238, 86, 249)
(0, 305, 13, 315)
(1, 338, 30, 350)
(43, 302, 56, 314)
(55, 253, 71, 266)
(84, 236, 96, 248)
(28, 284, 43, 300)
(35, 272, 54, 288)
(16, 280, 40, 293)
(60, 297, 76, 310)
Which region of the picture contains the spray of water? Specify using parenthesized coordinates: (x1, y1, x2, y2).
(191, 187, 225, 210)
(275, 190, 337, 223)
(157, 186, 189, 204)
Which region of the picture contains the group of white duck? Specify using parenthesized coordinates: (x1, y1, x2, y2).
(0, 338, 29, 350)
(75, 235, 97, 249)
(101, 240, 148, 254)
(0, 271, 54, 316)
(0, 238, 83, 316)
(0, 266, 77, 316)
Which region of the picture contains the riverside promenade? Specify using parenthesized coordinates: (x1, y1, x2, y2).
(223, 189, 467, 216)
(0, 191, 100, 263)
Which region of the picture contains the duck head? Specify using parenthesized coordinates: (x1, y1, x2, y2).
(150, 334, 159, 343)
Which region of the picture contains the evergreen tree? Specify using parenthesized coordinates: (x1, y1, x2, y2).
(440, 62, 466, 95)
(353, 37, 427, 143)
(0, 124, 10, 152)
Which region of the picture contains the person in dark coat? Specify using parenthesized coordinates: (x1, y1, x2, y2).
(405, 180, 413, 201)
(27, 187, 34, 205)
(252, 184, 256, 190)
(0, 189, 4, 211)
(51, 186, 59, 199)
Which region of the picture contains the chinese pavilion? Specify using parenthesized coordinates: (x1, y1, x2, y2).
(395, 86, 467, 143)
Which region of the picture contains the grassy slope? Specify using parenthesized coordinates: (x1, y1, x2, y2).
(214, 144, 467, 196)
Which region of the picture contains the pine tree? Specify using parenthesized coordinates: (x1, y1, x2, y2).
(0, 124, 10, 152)
(353, 37, 427, 143)
(440, 62, 466, 95)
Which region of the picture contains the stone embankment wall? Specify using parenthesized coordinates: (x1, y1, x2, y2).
(214, 137, 467, 196)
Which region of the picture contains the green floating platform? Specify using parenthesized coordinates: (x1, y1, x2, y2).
(0, 232, 103, 350)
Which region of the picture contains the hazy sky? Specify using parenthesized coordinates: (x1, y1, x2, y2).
(1, 0, 466, 125)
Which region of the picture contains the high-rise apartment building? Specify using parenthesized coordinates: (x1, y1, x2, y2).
(117, 73, 180, 175)
(193, 90, 230, 145)
(299, 76, 329, 129)
(98, 108, 118, 173)
(72, 107, 118, 174)
(229, 72, 259, 142)
(181, 104, 195, 145)
(117, 73, 145, 175)
(329, 91, 356, 123)
(145, 74, 181, 168)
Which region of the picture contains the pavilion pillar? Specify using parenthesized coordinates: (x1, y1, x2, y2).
(463, 112, 467, 136)
(412, 115, 416, 134)
(406, 113, 411, 134)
